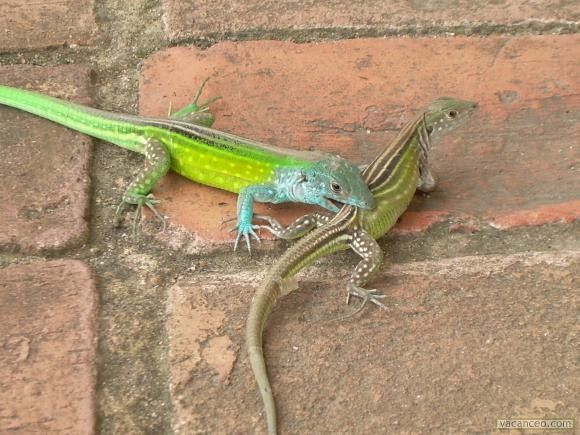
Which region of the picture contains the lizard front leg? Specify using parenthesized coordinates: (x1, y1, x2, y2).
(115, 139, 171, 233)
(234, 177, 336, 250)
(234, 184, 284, 252)
(345, 227, 386, 313)
(253, 213, 332, 240)
(417, 127, 437, 193)
(418, 165, 436, 193)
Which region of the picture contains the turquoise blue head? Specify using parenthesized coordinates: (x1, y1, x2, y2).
(307, 156, 375, 211)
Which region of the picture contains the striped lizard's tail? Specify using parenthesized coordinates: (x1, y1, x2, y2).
(246, 271, 285, 435)
(246, 249, 305, 435)
(245, 214, 349, 434)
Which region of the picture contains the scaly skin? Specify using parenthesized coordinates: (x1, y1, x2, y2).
(245, 97, 478, 434)
(0, 83, 374, 250)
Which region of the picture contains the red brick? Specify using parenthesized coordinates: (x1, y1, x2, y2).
(163, 0, 579, 40)
(140, 35, 579, 245)
(488, 200, 580, 229)
(166, 278, 240, 430)
(0, 65, 93, 253)
(0, 0, 97, 52)
(0, 260, 97, 434)
(166, 251, 579, 433)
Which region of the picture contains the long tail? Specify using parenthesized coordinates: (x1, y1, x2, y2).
(245, 240, 317, 435)
(245, 213, 351, 434)
(0, 84, 145, 152)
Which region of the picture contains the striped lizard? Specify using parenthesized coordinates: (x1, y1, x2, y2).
(245, 97, 478, 434)
(0, 82, 374, 250)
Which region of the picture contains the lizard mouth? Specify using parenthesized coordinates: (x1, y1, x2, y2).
(327, 197, 349, 211)
(326, 192, 374, 210)
(327, 196, 371, 211)
(329, 196, 374, 210)
(329, 198, 342, 209)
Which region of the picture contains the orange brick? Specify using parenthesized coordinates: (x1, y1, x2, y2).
(0, 65, 93, 253)
(0, 260, 97, 434)
(162, 0, 579, 40)
(166, 251, 579, 433)
(0, 0, 97, 52)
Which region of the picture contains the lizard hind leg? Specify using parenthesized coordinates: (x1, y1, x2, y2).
(168, 77, 221, 127)
(115, 139, 171, 233)
(345, 228, 388, 312)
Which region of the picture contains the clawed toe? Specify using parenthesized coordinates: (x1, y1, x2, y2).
(233, 224, 262, 253)
(114, 193, 166, 234)
(346, 285, 388, 312)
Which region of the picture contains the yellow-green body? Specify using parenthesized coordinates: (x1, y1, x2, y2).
(0, 84, 311, 193)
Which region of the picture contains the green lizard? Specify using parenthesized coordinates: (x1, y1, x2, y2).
(0, 82, 374, 250)
(245, 97, 478, 434)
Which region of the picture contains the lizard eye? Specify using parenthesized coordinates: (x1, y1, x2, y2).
(447, 110, 458, 119)
(330, 181, 342, 193)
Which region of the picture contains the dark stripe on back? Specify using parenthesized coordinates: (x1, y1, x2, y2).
(92, 107, 320, 160)
(363, 114, 424, 191)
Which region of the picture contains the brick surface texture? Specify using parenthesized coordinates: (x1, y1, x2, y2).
(0, 0, 577, 433)
(140, 35, 579, 244)
(166, 251, 579, 433)
(0, 260, 97, 434)
(0, 65, 93, 253)
(163, 0, 580, 40)
(0, 0, 97, 53)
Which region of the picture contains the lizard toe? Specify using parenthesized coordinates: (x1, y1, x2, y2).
(233, 224, 262, 253)
(347, 285, 389, 311)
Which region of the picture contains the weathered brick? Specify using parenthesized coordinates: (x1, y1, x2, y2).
(163, 0, 579, 40)
(0, 65, 93, 253)
(140, 35, 579, 245)
(166, 250, 579, 433)
(0, 260, 97, 434)
(0, 0, 97, 52)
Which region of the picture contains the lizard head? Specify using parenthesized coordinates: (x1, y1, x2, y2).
(423, 97, 478, 139)
(302, 156, 375, 211)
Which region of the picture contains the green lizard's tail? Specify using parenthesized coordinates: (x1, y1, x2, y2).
(0, 84, 146, 153)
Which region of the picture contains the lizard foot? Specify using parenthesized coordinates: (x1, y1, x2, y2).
(327, 286, 388, 322)
(168, 77, 221, 126)
(115, 193, 166, 234)
(346, 283, 388, 313)
(230, 223, 262, 253)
